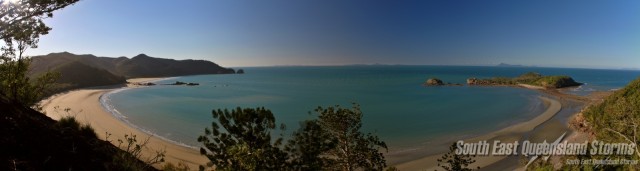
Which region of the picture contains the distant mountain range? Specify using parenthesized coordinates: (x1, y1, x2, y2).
(30, 52, 237, 90)
(496, 63, 527, 67)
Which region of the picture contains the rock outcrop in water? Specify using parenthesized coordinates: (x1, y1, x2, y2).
(424, 78, 444, 86)
(167, 81, 200, 86)
(423, 78, 464, 86)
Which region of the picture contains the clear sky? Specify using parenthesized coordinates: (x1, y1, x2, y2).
(28, 0, 639, 69)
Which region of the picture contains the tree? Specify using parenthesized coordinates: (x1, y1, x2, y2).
(197, 107, 289, 171)
(199, 104, 390, 171)
(437, 143, 479, 171)
(314, 104, 388, 171)
(0, 0, 78, 107)
(285, 120, 337, 170)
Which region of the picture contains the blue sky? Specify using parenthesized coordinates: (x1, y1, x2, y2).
(29, 0, 639, 69)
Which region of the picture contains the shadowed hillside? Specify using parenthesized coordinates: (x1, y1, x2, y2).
(116, 54, 235, 78)
(0, 95, 157, 171)
(50, 61, 127, 90)
(30, 52, 236, 80)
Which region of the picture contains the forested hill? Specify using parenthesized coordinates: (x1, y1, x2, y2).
(29, 52, 237, 90)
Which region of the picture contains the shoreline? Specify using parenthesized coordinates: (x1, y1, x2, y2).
(394, 86, 611, 170)
(394, 95, 562, 170)
(39, 77, 610, 170)
(40, 77, 208, 169)
(99, 82, 200, 150)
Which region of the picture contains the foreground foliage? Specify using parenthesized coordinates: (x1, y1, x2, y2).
(580, 77, 640, 170)
(198, 104, 389, 170)
(106, 133, 166, 171)
(0, 0, 80, 107)
(437, 143, 479, 171)
(0, 101, 158, 170)
(197, 107, 288, 170)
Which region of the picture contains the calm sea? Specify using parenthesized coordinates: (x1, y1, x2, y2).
(101, 66, 640, 151)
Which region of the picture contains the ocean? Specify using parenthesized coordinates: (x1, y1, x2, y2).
(101, 66, 640, 152)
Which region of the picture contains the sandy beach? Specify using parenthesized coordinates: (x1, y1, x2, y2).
(394, 87, 612, 170)
(39, 77, 610, 170)
(395, 96, 562, 170)
(40, 78, 208, 169)
(38, 81, 569, 170)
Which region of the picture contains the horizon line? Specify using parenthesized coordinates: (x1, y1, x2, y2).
(229, 63, 640, 71)
(29, 51, 640, 71)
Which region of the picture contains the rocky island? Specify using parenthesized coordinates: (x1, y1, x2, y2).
(423, 78, 463, 86)
(467, 72, 582, 89)
(424, 78, 444, 86)
(423, 72, 581, 89)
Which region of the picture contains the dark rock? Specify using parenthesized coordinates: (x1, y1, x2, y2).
(467, 78, 479, 85)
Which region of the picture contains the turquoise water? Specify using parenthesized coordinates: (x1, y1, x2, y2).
(102, 66, 640, 150)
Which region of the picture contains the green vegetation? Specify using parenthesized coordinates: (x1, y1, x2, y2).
(106, 133, 166, 171)
(0, 0, 81, 107)
(0, 102, 159, 170)
(0, 1, 162, 170)
(437, 143, 479, 171)
(467, 72, 581, 88)
(27, 52, 234, 92)
(580, 77, 640, 170)
(50, 61, 126, 91)
(30, 52, 236, 80)
(57, 115, 98, 138)
(285, 120, 336, 170)
(198, 107, 288, 170)
(162, 161, 190, 171)
(198, 104, 389, 170)
(0, 57, 59, 107)
(311, 104, 388, 170)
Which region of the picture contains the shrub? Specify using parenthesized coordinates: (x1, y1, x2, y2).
(57, 116, 81, 131)
(162, 162, 190, 171)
